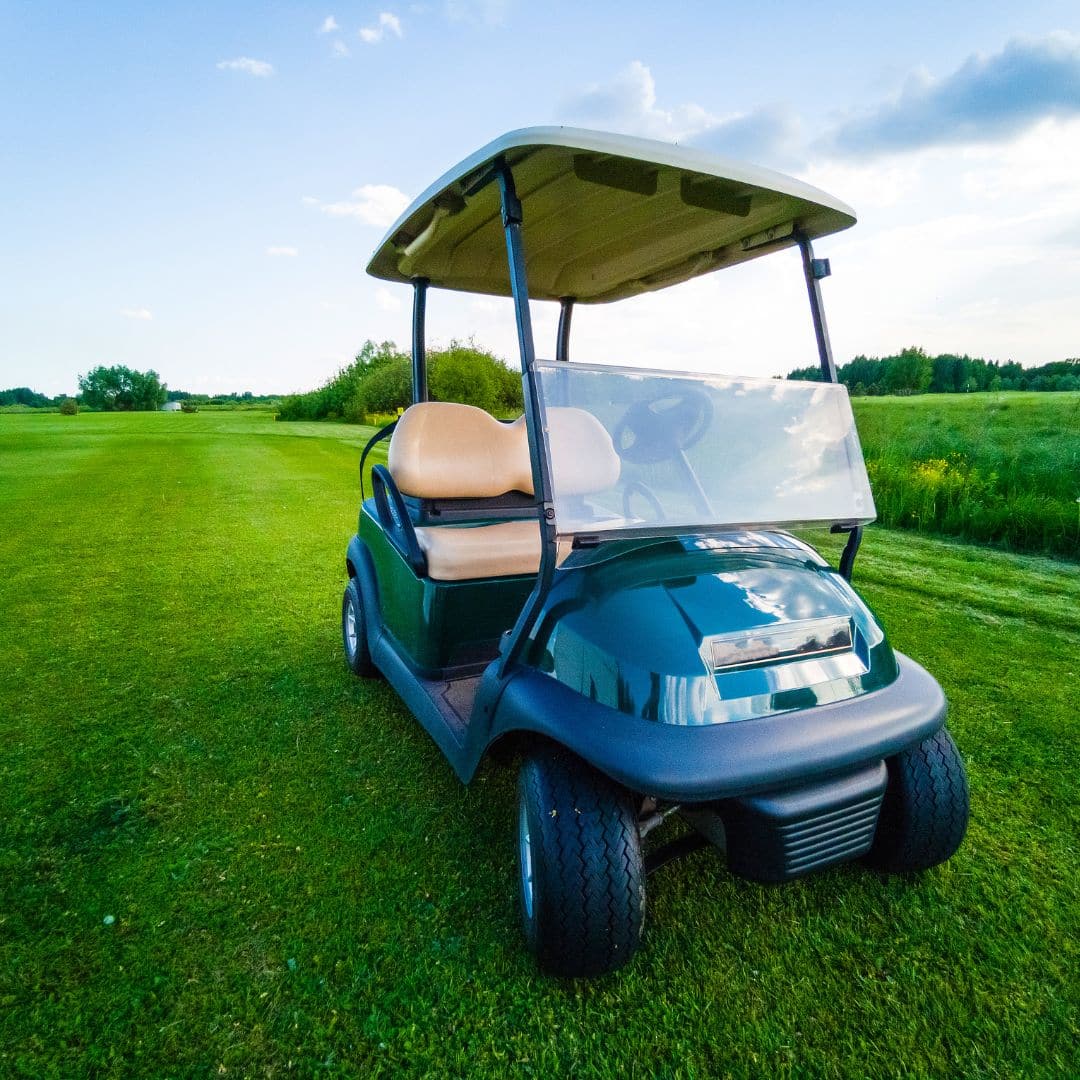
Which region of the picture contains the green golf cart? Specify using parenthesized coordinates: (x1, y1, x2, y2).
(342, 128, 969, 977)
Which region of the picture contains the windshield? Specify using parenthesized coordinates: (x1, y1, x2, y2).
(535, 361, 875, 539)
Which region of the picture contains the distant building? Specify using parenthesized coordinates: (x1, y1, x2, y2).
(161, 401, 182, 412)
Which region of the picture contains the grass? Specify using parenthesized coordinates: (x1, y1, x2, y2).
(852, 391, 1080, 558)
(1, 408, 1077, 1077)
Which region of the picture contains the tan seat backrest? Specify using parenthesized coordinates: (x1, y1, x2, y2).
(389, 403, 531, 498)
(388, 402, 619, 499)
(547, 406, 621, 496)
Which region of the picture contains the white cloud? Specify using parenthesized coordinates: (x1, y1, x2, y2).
(318, 15, 339, 33)
(216, 57, 275, 77)
(307, 183, 411, 226)
(265, 246, 299, 257)
(359, 12, 403, 44)
(795, 121, 1080, 368)
(375, 287, 403, 312)
(825, 32, 1080, 158)
(331, 39, 350, 58)
(560, 61, 714, 141)
(564, 36, 1080, 176)
(300, 195, 320, 206)
(690, 106, 805, 171)
(562, 61, 817, 173)
(561, 62, 806, 170)
(120, 307, 153, 321)
(444, 0, 508, 25)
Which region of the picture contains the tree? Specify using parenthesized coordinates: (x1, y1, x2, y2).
(930, 354, 959, 393)
(354, 340, 402, 370)
(882, 347, 932, 395)
(78, 365, 167, 411)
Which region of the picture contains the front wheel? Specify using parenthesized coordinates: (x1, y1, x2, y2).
(517, 748, 645, 977)
(341, 578, 378, 678)
(865, 728, 969, 873)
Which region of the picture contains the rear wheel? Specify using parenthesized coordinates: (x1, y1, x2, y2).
(866, 728, 969, 873)
(516, 748, 644, 977)
(341, 578, 377, 677)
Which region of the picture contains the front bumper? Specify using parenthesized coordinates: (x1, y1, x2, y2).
(487, 652, 946, 802)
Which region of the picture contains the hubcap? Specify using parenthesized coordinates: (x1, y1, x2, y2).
(518, 792, 534, 921)
(345, 596, 358, 657)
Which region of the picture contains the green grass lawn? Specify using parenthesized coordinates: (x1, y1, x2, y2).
(1, 409, 1077, 1077)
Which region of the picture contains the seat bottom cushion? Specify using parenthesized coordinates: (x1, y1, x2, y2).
(415, 520, 542, 581)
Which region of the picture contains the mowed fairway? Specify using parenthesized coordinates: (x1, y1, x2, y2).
(1, 410, 1077, 1077)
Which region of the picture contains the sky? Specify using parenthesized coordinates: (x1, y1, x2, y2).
(3, 1, 1080, 396)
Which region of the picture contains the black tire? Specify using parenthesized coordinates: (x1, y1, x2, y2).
(865, 728, 969, 873)
(341, 578, 378, 678)
(516, 748, 645, 977)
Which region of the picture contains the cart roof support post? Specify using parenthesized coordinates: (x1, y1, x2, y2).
(556, 298, 574, 363)
(492, 160, 557, 676)
(797, 234, 864, 581)
(797, 233, 837, 385)
(411, 278, 429, 404)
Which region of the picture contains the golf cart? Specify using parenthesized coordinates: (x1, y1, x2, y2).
(342, 128, 969, 977)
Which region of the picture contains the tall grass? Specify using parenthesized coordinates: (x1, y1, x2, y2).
(854, 392, 1080, 558)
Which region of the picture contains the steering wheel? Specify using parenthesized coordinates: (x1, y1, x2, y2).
(622, 479, 666, 522)
(612, 388, 714, 465)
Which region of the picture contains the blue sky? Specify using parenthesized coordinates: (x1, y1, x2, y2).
(3, 1, 1080, 395)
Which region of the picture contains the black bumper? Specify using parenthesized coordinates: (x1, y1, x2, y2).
(486, 652, 946, 802)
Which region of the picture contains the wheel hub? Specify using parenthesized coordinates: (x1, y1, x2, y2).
(345, 598, 358, 657)
(518, 792, 534, 921)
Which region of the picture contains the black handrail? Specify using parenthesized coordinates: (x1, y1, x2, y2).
(359, 419, 398, 501)
(370, 464, 425, 575)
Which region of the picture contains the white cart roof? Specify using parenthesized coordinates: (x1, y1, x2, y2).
(367, 127, 856, 304)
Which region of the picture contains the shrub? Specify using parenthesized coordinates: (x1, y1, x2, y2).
(430, 345, 498, 413)
(58, 398, 79, 415)
(278, 341, 409, 422)
(277, 338, 522, 423)
(180, 401, 199, 413)
(350, 357, 412, 419)
(430, 341, 523, 416)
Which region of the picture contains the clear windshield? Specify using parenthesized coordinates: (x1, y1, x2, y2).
(535, 361, 875, 539)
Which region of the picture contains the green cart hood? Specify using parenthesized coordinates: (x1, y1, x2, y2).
(529, 534, 898, 725)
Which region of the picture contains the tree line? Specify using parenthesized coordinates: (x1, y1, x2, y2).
(786, 347, 1080, 395)
(1, 367, 169, 412)
(276, 340, 524, 422)
(8, 346, 1078, 416)
(2, 367, 279, 412)
(165, 390, 281, 407)
(0, 387, 65, 409)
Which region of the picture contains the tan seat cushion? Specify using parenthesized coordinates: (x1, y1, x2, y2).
(415, 520, 541, 581)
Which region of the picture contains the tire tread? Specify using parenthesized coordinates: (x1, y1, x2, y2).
(520, 749, 644, 977)
(867, 728, 969, 873)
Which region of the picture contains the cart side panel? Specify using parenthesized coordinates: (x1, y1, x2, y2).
(355, 503, 535, 676)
